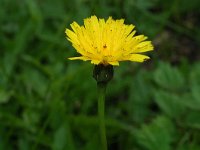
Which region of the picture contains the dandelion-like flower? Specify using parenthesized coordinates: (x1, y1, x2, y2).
(65, 16, 153, 66)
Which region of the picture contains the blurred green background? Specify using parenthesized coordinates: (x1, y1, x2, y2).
(1, 0, 200, 149)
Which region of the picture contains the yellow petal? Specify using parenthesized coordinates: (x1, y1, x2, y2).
(91, 59, 101, 64)
(128, 54, 150, 62)
(108, 61, 119, 66)
(65, 29, 79, 44)
(133, 41, 154, 53)
(69, 56, 90, 61)
(70, 22, 81, 33)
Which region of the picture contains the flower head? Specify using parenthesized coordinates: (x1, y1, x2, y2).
(65, 16, 154, 66)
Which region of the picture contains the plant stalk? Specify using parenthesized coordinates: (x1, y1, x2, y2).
(97, 83, 107, 150)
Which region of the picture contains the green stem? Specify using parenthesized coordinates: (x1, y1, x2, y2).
(97, 83, 107, 150)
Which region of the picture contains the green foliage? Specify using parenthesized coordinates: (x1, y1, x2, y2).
(1, 0, 200, 149)
(135, 116, 175, 150)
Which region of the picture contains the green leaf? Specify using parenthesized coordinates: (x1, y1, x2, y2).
(182, 111, 200, 129)
(0, 90, 13, 104)
(53, 123, 75, 150)
(190, 62, 200, 86)
(177, 143, 200, 150)
(135, 116, 175, 150)
(21, 68, 48, 98)
(128, 70, 153, 123)
(154, 62, 185, 90)
(154, 90, 186, 118)
(179, 86, 200, 110)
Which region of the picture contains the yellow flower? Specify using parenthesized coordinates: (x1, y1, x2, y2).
(65, 16, 154, 66)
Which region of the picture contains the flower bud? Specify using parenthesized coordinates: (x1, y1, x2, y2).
(93, 64, 114, 85)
